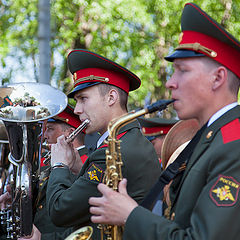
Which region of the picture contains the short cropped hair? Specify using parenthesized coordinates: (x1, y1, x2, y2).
(202, 57, 240, 96)
(97, 83, 128, 111)
(59, 122, 85, 145)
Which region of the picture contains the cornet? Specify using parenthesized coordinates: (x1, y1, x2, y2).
(43, 119, 90, 165)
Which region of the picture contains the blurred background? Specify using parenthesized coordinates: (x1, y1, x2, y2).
(0, 0, 239, 112)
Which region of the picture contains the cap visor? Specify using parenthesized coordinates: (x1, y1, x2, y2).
(146, 136, 157, 141)
(67, 82, 100, 98)
(165, 50, 205, 62)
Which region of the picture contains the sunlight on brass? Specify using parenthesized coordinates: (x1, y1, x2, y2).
(0, 82, 67, 122)
(65, 226, 93, 240)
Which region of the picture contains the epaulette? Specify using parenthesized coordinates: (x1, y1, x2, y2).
(221, 119, 240, 144)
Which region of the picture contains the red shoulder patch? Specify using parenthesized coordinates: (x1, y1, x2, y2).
(221, 119, 240, 144)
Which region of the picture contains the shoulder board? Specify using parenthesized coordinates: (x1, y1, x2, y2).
(98, 131, 127, 149)
(221, 119, 240, 144)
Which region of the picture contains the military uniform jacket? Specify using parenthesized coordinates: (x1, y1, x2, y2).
(34, 147, 89, 240)
(124, 105, 240, 240)
(46, 120, 160, 239)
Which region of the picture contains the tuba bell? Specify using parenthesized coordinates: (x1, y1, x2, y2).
(0, 82, 67, 239)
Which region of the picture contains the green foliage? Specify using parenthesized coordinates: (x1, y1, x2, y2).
(0, 0, 239, 108)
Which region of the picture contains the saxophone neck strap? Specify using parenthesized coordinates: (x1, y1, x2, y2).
(141, 123, 207, 209)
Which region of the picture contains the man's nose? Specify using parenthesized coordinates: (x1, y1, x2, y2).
(165, 75, 177, 90)
(74, 103, 83, 115)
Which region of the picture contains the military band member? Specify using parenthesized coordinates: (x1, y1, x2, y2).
(138, 117, 178, 164)
(33, 104, 87, 240)
(46, 49, 161, 239)
(1, 104, 87, 240)
(89, 3, 240, 239)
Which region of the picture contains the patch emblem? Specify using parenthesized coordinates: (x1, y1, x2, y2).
(85, 163, 104, 183)
(210, 175, 240, 206)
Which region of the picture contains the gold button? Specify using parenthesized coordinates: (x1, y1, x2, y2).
(206, 131, 213, 139)
(211, 51, 217, 57)
(171, 212, 175, 221)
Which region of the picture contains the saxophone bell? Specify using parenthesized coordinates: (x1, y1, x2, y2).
(65, 226, 93, 240)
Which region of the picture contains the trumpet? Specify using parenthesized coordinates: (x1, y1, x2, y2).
(43, 119, 90, 165)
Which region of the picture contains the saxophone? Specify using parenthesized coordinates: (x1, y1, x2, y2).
(64, 99, 174, 240)
(99, 99, 174, 240)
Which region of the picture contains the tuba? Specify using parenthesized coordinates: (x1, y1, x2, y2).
(0, 82, 67, 239)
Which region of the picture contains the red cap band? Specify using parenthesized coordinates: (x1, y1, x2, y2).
(73, 68, 130, 93)
(180, 30, 240, 78)
(142, 125, 173, 136)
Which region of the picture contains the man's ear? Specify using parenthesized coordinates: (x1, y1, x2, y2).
(108, 89, 118, 106)
(66, 127, 75, 136)
(212, 66, 228, 91)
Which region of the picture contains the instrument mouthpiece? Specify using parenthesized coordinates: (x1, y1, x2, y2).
(146, 99, 175, 114)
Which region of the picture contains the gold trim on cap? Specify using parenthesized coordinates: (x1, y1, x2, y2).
(74, 75, 110, 85)
(178, 32, 184, 43)
(73, 72, 77, 81)
(176, 43, 217, 58)
(53, 116, 68, 123)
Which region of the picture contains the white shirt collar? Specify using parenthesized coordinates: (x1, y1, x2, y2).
(207, 102, 238, 127)
(76, 145, 86, 150)
(97, 131, 109, 148)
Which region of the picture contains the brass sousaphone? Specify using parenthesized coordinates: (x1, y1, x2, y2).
(0, 82, 67, 239)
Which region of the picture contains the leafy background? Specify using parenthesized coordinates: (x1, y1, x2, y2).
(0, 0, 239, 111)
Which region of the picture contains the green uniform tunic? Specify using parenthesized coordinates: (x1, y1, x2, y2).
(124, 106, 240, 240)
(46, 120, 161, 239)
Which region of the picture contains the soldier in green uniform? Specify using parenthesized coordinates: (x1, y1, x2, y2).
(46, 49, 161, 239)
(89, 3, 240, 240)
(138, 117, 178, 164)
